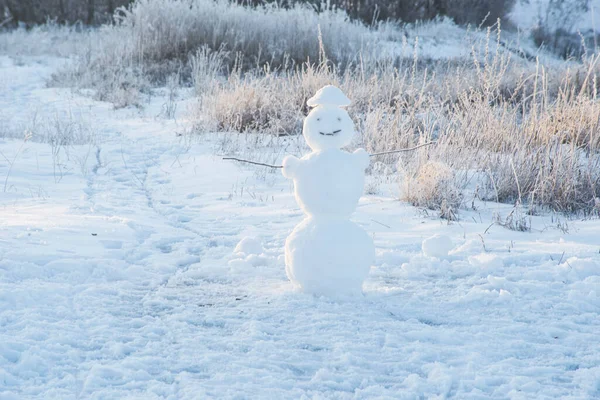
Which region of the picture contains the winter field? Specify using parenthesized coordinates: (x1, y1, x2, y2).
(1, 1, 600, 399)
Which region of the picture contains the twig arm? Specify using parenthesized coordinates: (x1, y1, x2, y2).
(222, 141, 436, 168)
(222, 157, 283, 168)
(369, 141, 436, 157)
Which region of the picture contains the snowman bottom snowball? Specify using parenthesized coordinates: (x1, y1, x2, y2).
(285, 217, 375, 296)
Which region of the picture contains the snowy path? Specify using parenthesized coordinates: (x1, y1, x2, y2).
(1, 57, 599, 399)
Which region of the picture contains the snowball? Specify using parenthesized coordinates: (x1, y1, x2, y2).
(306, 85, 351, 107)
(234, 237, 263, 255)
(421, 234, 453, 258)
(302, 105, 356, 152)
(288, 149, 367, 218)
(285, 217, 375, 296)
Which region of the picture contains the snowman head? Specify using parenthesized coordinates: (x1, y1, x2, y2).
(303, 85, 355, 151)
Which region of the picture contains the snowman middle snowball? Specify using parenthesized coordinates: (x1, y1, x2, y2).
(282, 85, 375, 296)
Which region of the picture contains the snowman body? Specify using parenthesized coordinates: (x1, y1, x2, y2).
(283, 86, 374, 296)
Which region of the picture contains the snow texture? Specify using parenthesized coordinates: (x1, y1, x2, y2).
(1, 57, 599, 399)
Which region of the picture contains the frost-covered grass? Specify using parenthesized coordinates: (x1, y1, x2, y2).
(0, 22, 89, 58)
(7, 0, 600, 216)
(49, 0, 379, 106)
(196, 24, 600, 216)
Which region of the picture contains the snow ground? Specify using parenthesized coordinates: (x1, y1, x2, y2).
(1, 56, 599, 399)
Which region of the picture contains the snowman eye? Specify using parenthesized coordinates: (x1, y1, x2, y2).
(316, 118, 321, 122)
(337, 117, 341, 122)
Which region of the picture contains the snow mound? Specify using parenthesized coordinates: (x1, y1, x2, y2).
(234, 237, 264, 255)
(422, 234, 453, 258)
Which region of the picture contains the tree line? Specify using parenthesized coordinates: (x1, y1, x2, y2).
(1, 0, 132, 25)
(1, 0, 515, 27)
(241, 0, 515, 26)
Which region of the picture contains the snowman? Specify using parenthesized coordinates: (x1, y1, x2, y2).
(282, 85, 375, 296)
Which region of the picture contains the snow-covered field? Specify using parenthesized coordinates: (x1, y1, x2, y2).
(1, 56, 599, 399)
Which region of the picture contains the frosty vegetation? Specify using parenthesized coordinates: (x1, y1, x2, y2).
(3, 0, 600, 219)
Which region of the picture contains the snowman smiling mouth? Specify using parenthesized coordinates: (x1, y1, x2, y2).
(319, 129, 342, 136)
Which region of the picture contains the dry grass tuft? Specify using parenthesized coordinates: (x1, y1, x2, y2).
(401, 161, 462, 220)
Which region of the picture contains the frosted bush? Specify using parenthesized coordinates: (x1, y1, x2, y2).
(402, 161, 462, 219)
(54, 0, 379, 107)
(190, 46, 227, 96)
(116, 0, 373, 67)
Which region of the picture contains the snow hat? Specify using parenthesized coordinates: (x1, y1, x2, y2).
(306, 85, 351, 108)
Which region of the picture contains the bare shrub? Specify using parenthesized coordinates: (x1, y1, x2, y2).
(202, 72, 302, 135)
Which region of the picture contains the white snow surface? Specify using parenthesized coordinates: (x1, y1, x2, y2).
(1, 56, 599, 399)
